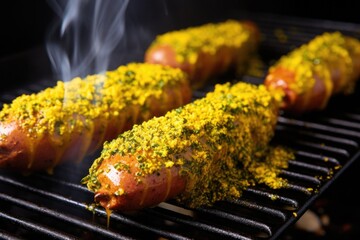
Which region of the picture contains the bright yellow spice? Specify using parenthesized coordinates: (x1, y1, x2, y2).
(0, 63, 188, 140)
(85, 82, 294, 208)
(150, 20, 251, 64)
(271, 31, 360, 100)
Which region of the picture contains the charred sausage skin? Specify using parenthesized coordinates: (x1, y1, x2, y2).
(93, 154, 187, 211)
(0, 63, 192, 173)
(82, 82, 290, 212)
(145, 20, 260, 89)
(264, 32, 360, 114)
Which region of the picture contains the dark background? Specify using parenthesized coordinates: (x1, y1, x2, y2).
(0, 1, 359, 239)
(0, 0, 358, 58)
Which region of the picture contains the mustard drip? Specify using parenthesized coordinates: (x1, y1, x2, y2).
(47, 146, 65, 175)
(139, 181, 149, 206)
(131, 106, 140, 125)
(47, 131, 71, 173)
(105, 208, 112, 228)
(76, 123, 95, 163)
(161, 90, 170, 113)
(163, 168, 172, 202)
(26, 138, 36, 169)
(118, 109, 127, 130)
(317, 68, 333, 109)
(92, 119, 109, 155)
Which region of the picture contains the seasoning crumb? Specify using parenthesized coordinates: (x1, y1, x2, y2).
(150, 20, 254, 65)
(268, 31, 360, 109)
(84, 82, 294, 209)
(0, 62, 188, 140)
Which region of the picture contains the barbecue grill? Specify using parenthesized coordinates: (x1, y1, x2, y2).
(1, 5, 360, 240)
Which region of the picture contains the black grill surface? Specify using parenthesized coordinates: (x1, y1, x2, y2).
(1, 13, 360, 240)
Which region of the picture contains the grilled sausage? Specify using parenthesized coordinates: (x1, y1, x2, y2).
(144, 20, 260, 89)
(264, 32, 360, 114)
(82, 82, 291, 212)
(0, 63, 192, 174)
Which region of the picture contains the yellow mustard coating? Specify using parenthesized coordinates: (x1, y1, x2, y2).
(150, 20, 252, 64)
(0, 63, 188, 139)
(271, 32, 360, 98)
(84, 82, 293, 208)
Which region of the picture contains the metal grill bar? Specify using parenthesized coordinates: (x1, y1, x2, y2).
(0, 211, 73, 240)
(276, 125, 359, 150)
(0, 194, 131, 240)
(277, 117, 360, 143)
(1, 13, 360, 240)
(0, 174, 184, 240)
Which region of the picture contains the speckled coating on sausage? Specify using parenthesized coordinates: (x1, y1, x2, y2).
(84, 82, 293, 209)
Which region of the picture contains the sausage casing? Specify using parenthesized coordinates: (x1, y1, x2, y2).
(264, 32, 360, 114)
(0, 63, 191, 173)
(145, 20, 260, 89)
(82, 82, 291, 212)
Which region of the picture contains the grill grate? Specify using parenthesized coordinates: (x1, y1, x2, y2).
(1, 13, 360, 240)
